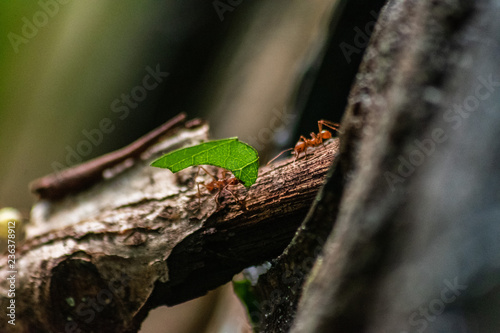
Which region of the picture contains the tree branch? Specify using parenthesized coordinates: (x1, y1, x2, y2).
(0, 118, 338, 333)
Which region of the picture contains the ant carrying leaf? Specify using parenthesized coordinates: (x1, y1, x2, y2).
(268, 120, 340, 164)
(151, 137, 258, 212)
(196, 166, 246, 211)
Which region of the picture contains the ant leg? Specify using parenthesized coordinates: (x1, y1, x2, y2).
(196, 182, 202, 210)
(196, 181, 212, 210)
(267, 148, 294, 165)
(194, 167, 203, 210)
(318, 121, 339, 147)
(213, 188, 222, 211)
(293, 136, 309, 161)
(199, 166, 218, 181)
(195, 167, 213, 210)
(318, 120, 340, 133)
(223, 185, 247, 210)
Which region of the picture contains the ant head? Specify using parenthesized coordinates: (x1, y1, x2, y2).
(294, 141, 306, 154)
(229, 177, 241, 186)
(320, 130, 332, 140)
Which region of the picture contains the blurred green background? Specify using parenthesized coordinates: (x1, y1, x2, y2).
(0, 1, 235, 215)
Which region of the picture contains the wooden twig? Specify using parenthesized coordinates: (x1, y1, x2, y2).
(29, 113, 187, 200)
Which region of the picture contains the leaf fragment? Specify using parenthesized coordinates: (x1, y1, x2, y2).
(150, 137, 259, 187)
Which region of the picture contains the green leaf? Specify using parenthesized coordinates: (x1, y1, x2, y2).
(150, 137, 259, 187)
(232, 279, 260, 325)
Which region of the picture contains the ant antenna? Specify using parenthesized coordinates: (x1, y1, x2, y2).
(318, 120, 340, 133)
(267, 148, 293, 165)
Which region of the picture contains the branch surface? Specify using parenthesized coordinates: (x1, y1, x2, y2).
(0, 119, 338, 333)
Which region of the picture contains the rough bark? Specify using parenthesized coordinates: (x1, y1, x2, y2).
(248, 0, 386, 331)
(0, 119, 338, 332)
(291, 0, 500, 332)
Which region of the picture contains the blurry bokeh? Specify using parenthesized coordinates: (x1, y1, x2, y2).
(0, 1, 344, 331)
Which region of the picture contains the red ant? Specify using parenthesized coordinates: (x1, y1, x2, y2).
(268, 120, 340, 164)
(195, 166, 246, 211)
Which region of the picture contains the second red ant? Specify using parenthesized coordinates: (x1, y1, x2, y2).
(268, 120, 340, 164)
(195, 166, 246, 211)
